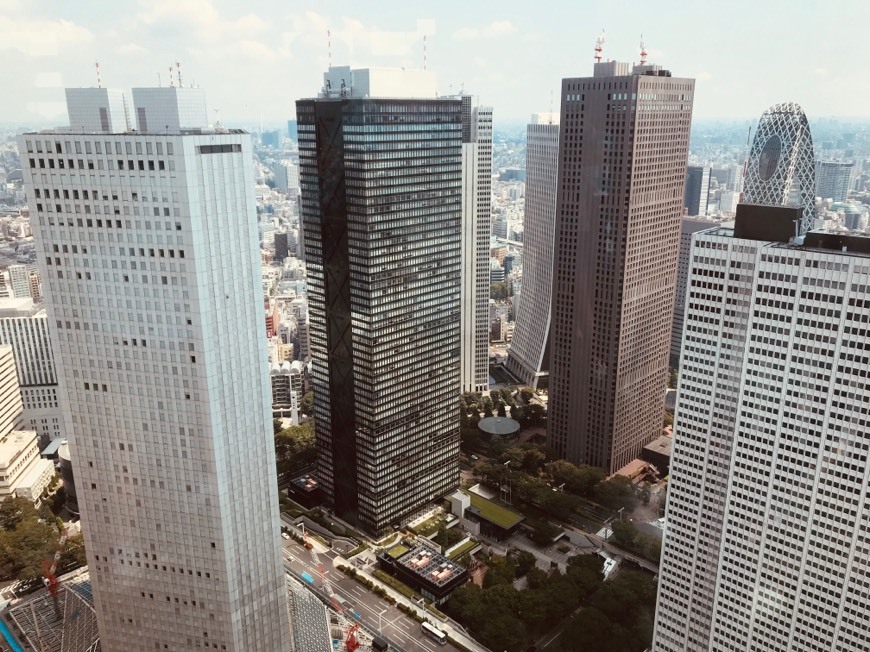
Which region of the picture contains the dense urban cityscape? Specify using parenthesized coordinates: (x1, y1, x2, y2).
(0, 4, 869, 652)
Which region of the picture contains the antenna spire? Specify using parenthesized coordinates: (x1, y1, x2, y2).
(327, 30, 332, 69)
(95, 61, 102, 88)
(168, 63, 174, 88)
(176, 60, 182, 88)
(423, 34, 428, 70)
(594, 30, 606, 63)
(639, 35, 648, 65)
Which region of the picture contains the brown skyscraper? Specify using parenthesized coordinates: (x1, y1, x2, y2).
(547, 60, 695, 473)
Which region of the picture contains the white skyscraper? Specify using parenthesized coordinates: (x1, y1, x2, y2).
(20, 86, 289, 651)
(7, 264, 31, 299)
(0, 297, 67, 443)
(655, 204, 870, 652)
(460, 96, 492, 393)
(506, 113, 559, 388)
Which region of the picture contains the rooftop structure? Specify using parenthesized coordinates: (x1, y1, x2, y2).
(477, 416, 520, 437)
(377, 542, 469, 605)
(320, 66, 437, 99)
(287, 576, 331, 652)
(462, 491, 524, 540)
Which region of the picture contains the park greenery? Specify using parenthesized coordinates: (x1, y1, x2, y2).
(0, 497, 86, 585)
(490, 281, 511, 301)
(610, 521, 662, 564)
(446, 552, 606, 652)
(273, 420, 316, 477)
(558, 570, 658, 652)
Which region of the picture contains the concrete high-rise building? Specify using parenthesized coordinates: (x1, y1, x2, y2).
(20, 86, 289, 651)
(507, 114, 560, 389)
(816, 160, 853, 202)
(683, 165, 710, 216)
(7, 264, 31, 299)
(459, 96, 492, 394)
(670, 217, 722, 362)
(654, 204, 870, 652)
(547, 60, 694, 473)
(0, 297, 66, 444)
(274, 231, 289, 262)
(297, 66, 461, 534)
(27, 271, 41, 303)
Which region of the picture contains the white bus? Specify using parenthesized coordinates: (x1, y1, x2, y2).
(421, 621, 447, 645)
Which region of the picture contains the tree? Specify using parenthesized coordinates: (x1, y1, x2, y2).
(528, 520, 561, 546)
(593, 475, 639, 512)
(497, 402, 507, 417)
(0, 497, 38, 531)
(611, 521, 638, 548)
(299, 390, 314, 416)
(514, 550, 536, 577)
(275, 422, 317, 475)
(481, 396, 494, 418)
(663, 411, 674, 428)
(484, 554, 517, 588)
(525, 403, 546, 426)
(546, 460, 604, 497)
(668, 368, 678, 389)
(490, 282, 509, 301)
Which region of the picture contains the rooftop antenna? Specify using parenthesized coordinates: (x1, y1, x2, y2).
(95, 61, 102, 88)
(639, 35, 648, 65)
(327, 30, 332, 69)
(157, 72, 161, 87)
(594, 30, 605, 63)
(423, 34, 428, 70)
(168, 63, 174, 88)
(549, 90, 554, 122)
(176, 60, 182, 88)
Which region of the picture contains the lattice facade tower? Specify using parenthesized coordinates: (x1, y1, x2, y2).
(743, 102, 816, 234)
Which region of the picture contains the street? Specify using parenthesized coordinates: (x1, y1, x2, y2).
(281, 536, 464, 652)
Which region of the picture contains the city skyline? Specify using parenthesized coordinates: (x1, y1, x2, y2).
(2, 0, 870, 127)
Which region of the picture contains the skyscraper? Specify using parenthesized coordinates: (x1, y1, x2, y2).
(683, 165, 710, 216)
(298, 66, 461, 534)
(506, 113, 560, 389)
(654, 203, 870, 652)
(743, 102, 816, 234)
(816, 160, 853, 202)
(0, 297, 67, 444)
(547, 60, 695, 472)
(459, 96, 492, 394)
(7, 264, 31, 299)
(20, 86, 289, 651)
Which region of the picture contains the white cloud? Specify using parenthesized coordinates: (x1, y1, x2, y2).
(0, 16, 92, 56)
(117, 43, 147, 56)
(454, 20, 518, 41)
(34, 72, 63, 88)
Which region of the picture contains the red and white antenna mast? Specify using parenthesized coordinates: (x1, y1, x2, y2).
(95, 60, 102, 88)
(639, 36, 648, 65)
(594, 30, 606, 63)
(328, 30, 332, 69)
(168, 63, 174, 87)
(423, 34, 428, 70)
(176, 60, 182, 87)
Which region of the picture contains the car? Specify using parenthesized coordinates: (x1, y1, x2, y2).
(281, 532, 290, 540)
(470, 454, 480, 461)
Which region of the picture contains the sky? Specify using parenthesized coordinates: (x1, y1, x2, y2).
(1, 0, 868, 128)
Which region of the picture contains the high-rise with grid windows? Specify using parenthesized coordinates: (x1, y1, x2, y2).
(547, 61, 695, 473)
(297, 67, 462, 535)
(19, 86, 290, 652)
(655, 204, 870, 651)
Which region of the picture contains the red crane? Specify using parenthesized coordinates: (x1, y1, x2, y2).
(41, 526, 70, 620)
(345, 624, 360, 652)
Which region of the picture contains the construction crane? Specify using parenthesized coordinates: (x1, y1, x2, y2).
(41, 526, 70, 621)
(345, 623, 360, 652)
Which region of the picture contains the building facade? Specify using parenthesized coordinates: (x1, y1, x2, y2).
(506, 113, 560, 388)
(297, 66, 461, 534)
(459, 96, 492, 394)
(655, 204, 870, 651)
(7, 264, 31, 299)
(683, 165, 710, 216)
(670, 217, 722, 362)
(547, 61, 695, 472)
(0, 297, 66, 444)
(816, 160, 853, 202)
(20, 86, 289, 651)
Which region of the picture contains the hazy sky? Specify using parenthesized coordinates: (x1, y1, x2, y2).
(1, 0, 867, 128)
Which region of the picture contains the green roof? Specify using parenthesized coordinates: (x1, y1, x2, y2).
(387, 544, 410, 559)
(467, 492, 524, 529)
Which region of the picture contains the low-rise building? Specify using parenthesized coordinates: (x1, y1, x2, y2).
(377, 541, 468, 605)
(0, 430, 55, 502)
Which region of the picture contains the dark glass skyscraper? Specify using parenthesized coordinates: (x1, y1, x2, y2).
(297, 67, 462, 534)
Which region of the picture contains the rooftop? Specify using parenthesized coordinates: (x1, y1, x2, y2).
(643, 435, 673, 457)
(466, 492, 524, 530)
(477, 416, 520, 436)
(393, 543, 463, 588)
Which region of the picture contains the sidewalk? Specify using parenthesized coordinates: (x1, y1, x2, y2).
(329, 552, 491, 652)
